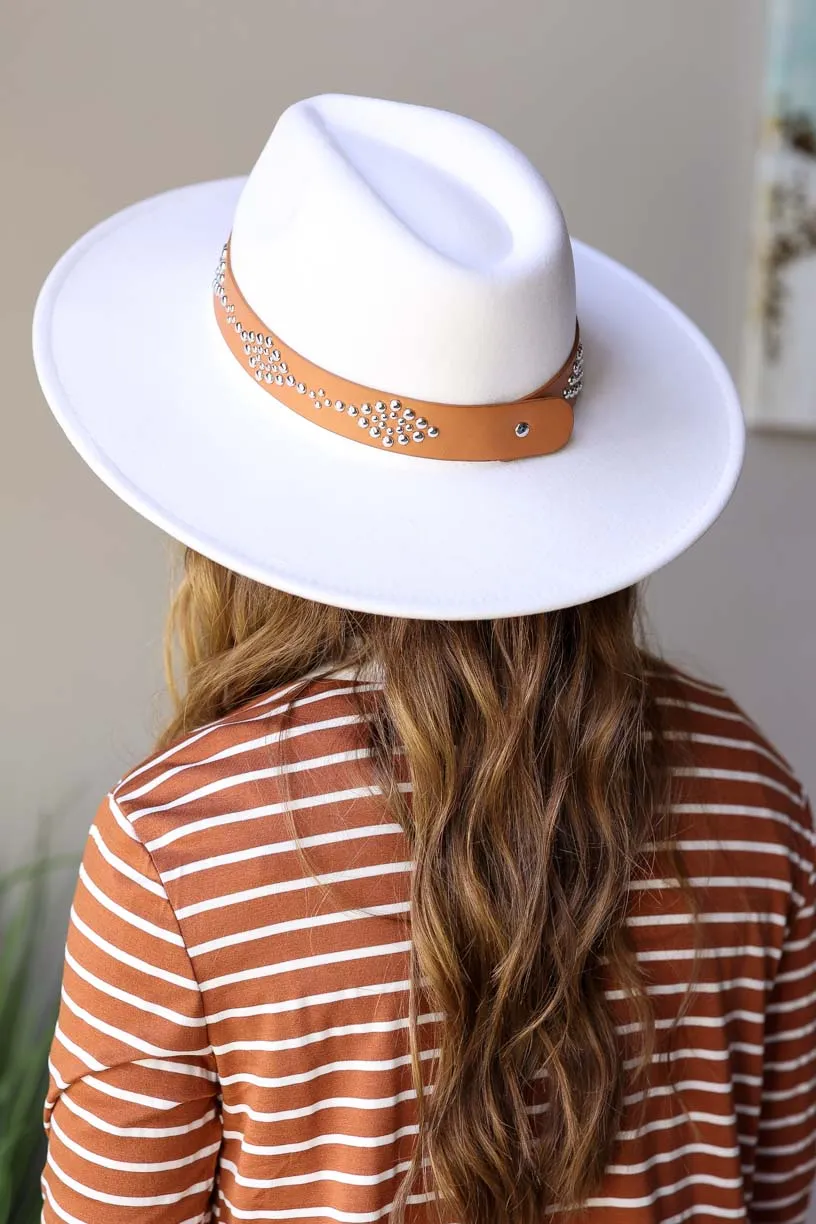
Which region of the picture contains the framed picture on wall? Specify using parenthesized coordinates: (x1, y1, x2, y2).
(741, 0, 816, 429)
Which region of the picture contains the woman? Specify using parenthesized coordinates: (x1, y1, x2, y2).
(33, 95, 815, 1224)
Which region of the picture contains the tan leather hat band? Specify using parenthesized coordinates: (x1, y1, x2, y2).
(212, 238, 583, 462)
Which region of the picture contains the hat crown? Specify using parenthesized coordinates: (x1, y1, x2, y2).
(229, 94, 577, 404)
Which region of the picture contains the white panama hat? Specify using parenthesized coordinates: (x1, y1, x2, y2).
(32, 93, 744, 620)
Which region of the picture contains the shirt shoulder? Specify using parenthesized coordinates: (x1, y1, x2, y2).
(108, 672, 381, 854)
(648, 658, 815, 873)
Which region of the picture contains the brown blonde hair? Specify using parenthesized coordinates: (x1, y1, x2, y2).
(157, 547, 703, 1224)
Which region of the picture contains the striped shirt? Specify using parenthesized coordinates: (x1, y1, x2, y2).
(42, 661, 816, 1224)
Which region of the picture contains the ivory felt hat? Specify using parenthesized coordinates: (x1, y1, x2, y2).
(32, 93, 745, 620)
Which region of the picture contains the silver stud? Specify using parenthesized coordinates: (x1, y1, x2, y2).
(370, 426, 381, 438)
(276, 374, 284, 385)
(243, 343, 252, 355)
(266, 335, 275, 347)
(323, 398, 331, 408)
(334, 400, 345, 412)
(272, 349, 282, 361)
(412, 431, 425, 443)
(415, 417, 428, 430)
(389, 410, 398, 419)
(317, 388, 325, 398)
(375, 401, 386, 413)
(357, 416, 369, 429)
(309, 390, 317, 399)
(386, 427, 394, 435)
(397, 434, 410, 445)
(265, 372, 274, 383)
(515, 422, 530, 437)
(390, 399, 401, 411)
(241, 330, 249, 342)
(347, 405, 359, 417)
(427, 426, 439, 438)
(248, 330, 255, 342)
(255, 370, 263, 381)
(403, 408, 415, 422)
(286, 374, 296, 386)
(297, 383, 306, 394)
(220, 294, 228, 307)
(279, 362, 288, 374)
(249, 356, 257, 368)
(361, 402, 372, 416)
(382, 436, 394, 448)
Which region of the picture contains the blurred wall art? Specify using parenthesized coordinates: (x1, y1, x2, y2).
(742, 0, 816, 429)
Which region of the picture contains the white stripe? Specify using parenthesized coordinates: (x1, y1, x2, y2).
(672, 837, 805, 865)
(69, 906, 200, 993)
(58, 1091, 218, 1138)
(60, 988, 211, 1060)
(48, 1058, 69, 1092)
(178, 861, 412, 921)
(605, 1139, 741, 1175)
(46, 1151, 212, 1206)
(199, 939, 411, 992)
(668, 802, 815, 853)
(217, 1186, 434, 1223)
(752, 1152, 816, 1184)
(128, 742, 372, 822)
(146, 782, 412, 852)
(582, 1170, 745, 1210)
(758, 1099, 816, 1131)
(664, 729, 795, 772)
(764, 1014, 816, 1042)
(53, 1024, 106, 1072)
(630, 875, 792, 896)
(134, 1058, 217, 1081)
(626, 909, 786, 930)
(41, 1177, 209, 1224)
(633, 944, 780, 964)
(605, 977, 769, 999)
(82, 1075, 184, 1111)
(107, 794, 140, 842)
(222, 1122, 419, 1157)
(188, 899, 411, 957)
(49, 1114, 220, 1174)
(212, 1012, 441, 1056)
(120, 697, 383, 802)
(115, 676, 332, 788)
(79, 863, 184, 946)
(204, 978, 412, 1025)
(87, 824, 165, 896)
(219, 1048, 437, 1091)
(161, 822, 404, 883)
(672, 767, 802, 805)
(63, 945, 205, 1028)
(646, 669, 727, 698)
(221, 1087, 423, 1125)
(616, 1108, 739, 1142)
(219, 1153, 412, 1190)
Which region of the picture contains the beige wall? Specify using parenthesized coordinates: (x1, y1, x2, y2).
(2, 0, 814, 891)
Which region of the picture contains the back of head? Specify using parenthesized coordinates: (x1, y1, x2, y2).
(158, 547, 702, 1224)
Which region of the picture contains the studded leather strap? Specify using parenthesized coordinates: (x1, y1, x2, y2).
(212, 239, 583, 462)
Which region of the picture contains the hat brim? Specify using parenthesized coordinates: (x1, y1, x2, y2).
(32, 176, 744, 619)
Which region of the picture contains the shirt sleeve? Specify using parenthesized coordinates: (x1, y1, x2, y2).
(750, 792, 816, 1223)
(41, 793, 221, 1224)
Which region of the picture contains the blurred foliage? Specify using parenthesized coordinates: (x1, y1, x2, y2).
(0, 856, 74, 1224)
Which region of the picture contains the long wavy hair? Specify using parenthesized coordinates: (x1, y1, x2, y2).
(157, 546, 703, 1224)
